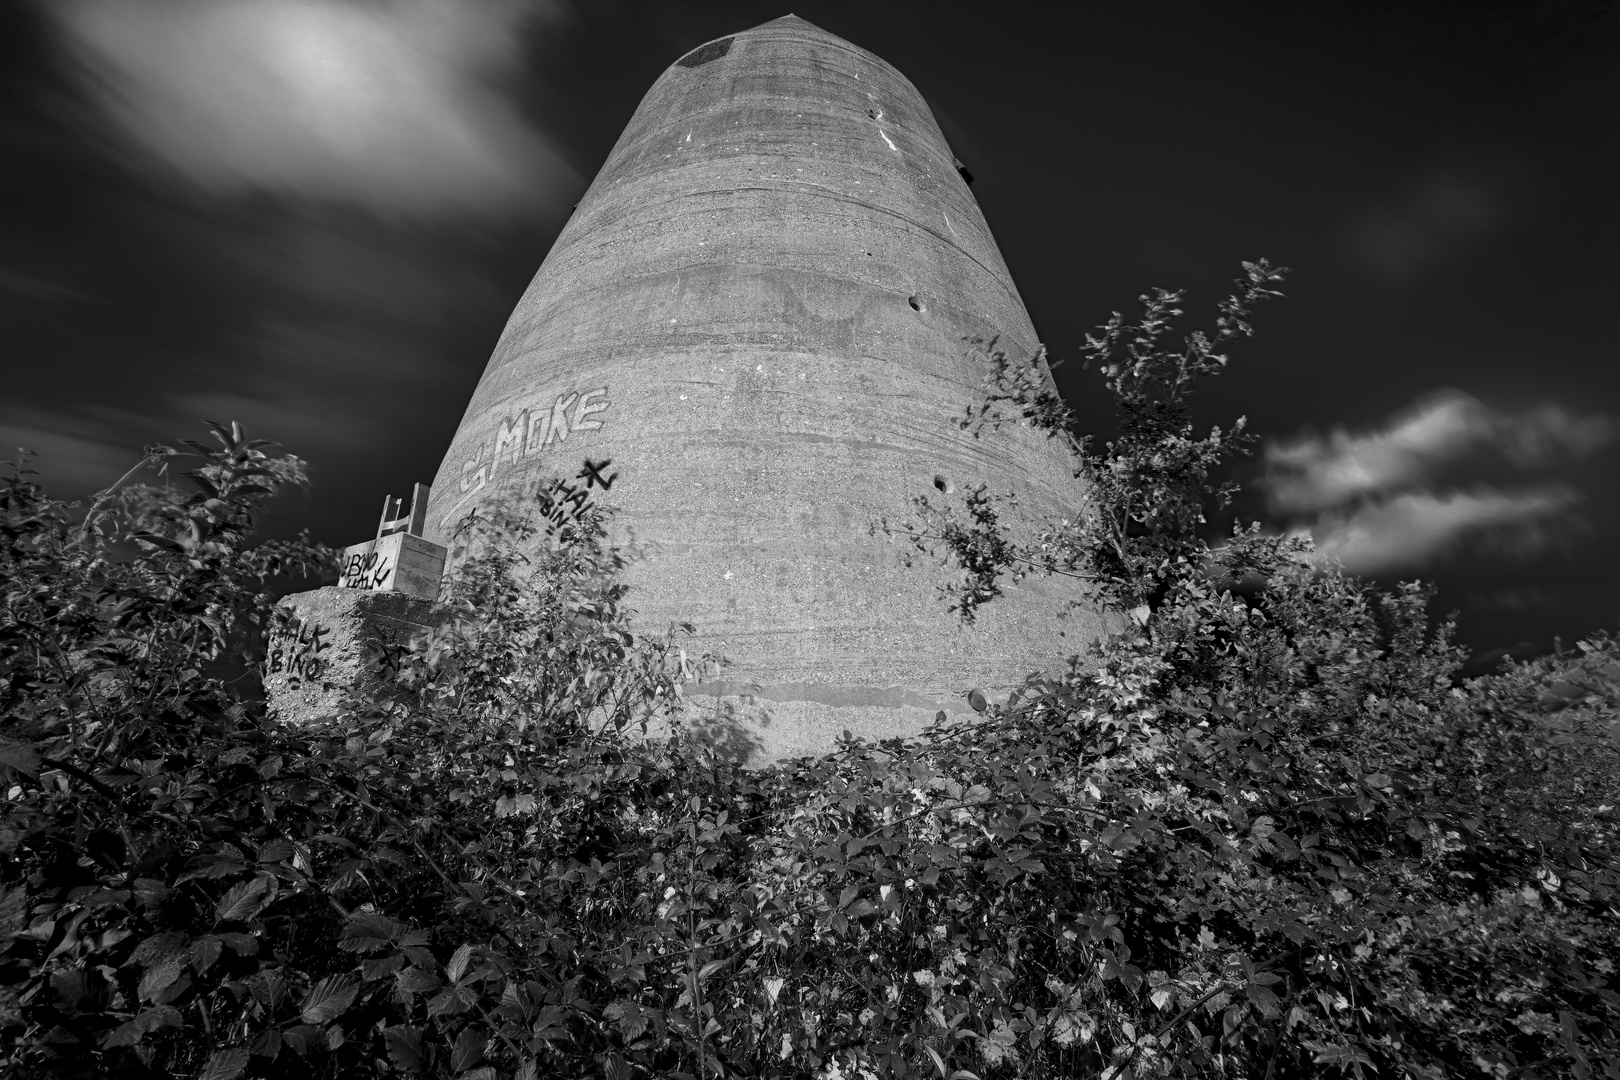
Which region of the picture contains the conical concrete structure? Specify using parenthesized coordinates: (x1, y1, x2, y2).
(425, 15, 1110, 761)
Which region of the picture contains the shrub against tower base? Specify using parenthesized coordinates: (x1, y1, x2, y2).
(3, 273, 1616, 1078)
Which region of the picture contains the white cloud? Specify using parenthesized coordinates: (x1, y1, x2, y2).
(1263, 389, 1612, 514)
(50, 0, 577, 217)
(169, 315, 448, 462)
(1302, 487, 1580, 574)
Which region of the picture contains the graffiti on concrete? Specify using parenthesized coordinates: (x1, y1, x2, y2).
(440, 385, 610, 529)
(265, 617, 331, 681)
(339, 548, 394, 591)
(577, 456, 618, 491)
(537, 478, 591, 533)
(372, 640, 412, 680)
(536, 457, 619, 535)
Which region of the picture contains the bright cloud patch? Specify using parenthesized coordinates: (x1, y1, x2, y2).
(1264, 390, 1611, 514)
(1303, 487, 1580, 574)
(51, 0, 576, 217)
(1262, 390, 1611, 574)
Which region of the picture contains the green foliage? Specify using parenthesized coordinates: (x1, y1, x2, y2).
(900, 259, 1286, 621)
(4, 267, 1616, 1079)
(409, 495, 691, 738)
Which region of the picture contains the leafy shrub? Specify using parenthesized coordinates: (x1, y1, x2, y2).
(3, 268, 1615, 1080)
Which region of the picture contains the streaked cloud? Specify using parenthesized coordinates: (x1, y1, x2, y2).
(49, 0, 577, 217)
(0, 267, 91, 304)
(1346, 169, 1502, 281)
(0, 407, 139, 493)
(170, 312, 451, 473)
(1264, 390, 1612, 514)
(1302, 486, 1580, 574)
(1262, 389, 1611, 575)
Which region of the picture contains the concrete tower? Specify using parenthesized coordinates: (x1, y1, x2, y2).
(425, 15, 1109, 761)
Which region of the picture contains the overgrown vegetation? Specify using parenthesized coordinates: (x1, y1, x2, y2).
(4, 266, 1616, 1079)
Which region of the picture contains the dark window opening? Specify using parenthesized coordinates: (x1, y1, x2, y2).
(677, 37, 733, 68)
(953, 156, 974, 185)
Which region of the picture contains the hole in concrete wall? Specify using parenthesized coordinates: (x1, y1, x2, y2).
(867, 108, 879, 119)
(907, 295, 924, 312)
(933, 474, 953, 493)
(953, 156, 974, 185)
(677, 37, 733, 68)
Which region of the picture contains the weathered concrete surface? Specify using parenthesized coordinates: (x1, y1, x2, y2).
(338, 532, 447, 599)
(425, 15, 1111, 762)
(262, 587, 436, 727)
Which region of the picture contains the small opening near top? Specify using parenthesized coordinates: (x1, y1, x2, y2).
(677, 37, 733, 68)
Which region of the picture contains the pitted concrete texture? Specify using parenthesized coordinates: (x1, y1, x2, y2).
(262, 587, 436, 727)
(425, 15, 1112, 763)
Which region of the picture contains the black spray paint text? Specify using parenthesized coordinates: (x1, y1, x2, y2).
(339, 549, 394, 591)
(265, 617, 331, 682)
(536, 458, 619, 535)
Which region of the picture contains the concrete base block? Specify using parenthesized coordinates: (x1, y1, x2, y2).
(263, 586, 438, 727)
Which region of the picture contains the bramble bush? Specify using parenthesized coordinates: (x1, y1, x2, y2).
(3, 266, 1616, 1079)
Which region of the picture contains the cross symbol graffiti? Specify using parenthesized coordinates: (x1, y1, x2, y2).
(577, 457, 618, 491)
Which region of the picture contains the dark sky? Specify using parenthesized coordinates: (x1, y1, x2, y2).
(3, 1, 1615, 669)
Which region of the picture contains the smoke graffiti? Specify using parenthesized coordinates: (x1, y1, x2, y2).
(439, 385, 611, 529)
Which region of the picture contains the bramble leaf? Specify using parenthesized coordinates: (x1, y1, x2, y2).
(340, 911, 399, 954)
(384, 1026, 426, 1072)
(450, 1025, 486, 1074)
(299, 974, 359, 1025)
(0, 739, 40, 778)
(197, 1046, 250, 1080)
(214, 877, 270, 924)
